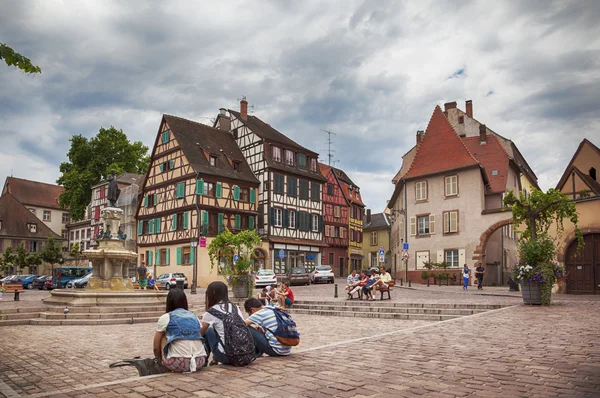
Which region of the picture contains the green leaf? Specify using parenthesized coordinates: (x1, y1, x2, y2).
(0, 43, 42, 74)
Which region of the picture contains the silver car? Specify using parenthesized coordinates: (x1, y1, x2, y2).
(156, 273, 188, 290)
(310, 266, 335, 284)
(254, 269, 278, 288)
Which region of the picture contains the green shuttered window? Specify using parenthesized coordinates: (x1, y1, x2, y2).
(144, 196, 148, 207)
(233, 185, 240, 201)
(176, 247, 183, 265)
(176, 182, 185, 198)
(190, 245, 195, 265)
(165, 248, 170, 265)
(161, 130, 169, 144)
(138, 221, 143, 236)
(155, 249, 161, 266)
(155, 218, 161, 233)
(183, 212, 189, 229)
(149, 219, 154, 234)
(147, 250, 153, 266)
(218, 213, 224, 234)
(172, 214, 177, 231)
(196, 179, 204, 195)
(234, 214, 241, 229)
(249, 188, 256, 203)
(216, 183, 222, 199)
(249, 216, 255, 230)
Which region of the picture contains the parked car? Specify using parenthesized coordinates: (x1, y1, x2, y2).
(44, 276, 53, 290)
(73, 272, 92, 288)
(0, 275, 14, 284)
(32, 275, 51, 290)
(156, 273, 188, 290)
(254, 269, 278, 288)
(310, 266, 335, 284)
(286, 267, 310, 286)
(10, 275, 39, 289)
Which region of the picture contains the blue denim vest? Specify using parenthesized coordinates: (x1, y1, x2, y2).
(163, 308, 203, 357)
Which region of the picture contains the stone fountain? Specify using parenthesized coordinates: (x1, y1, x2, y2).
(44, 203, 167, 307)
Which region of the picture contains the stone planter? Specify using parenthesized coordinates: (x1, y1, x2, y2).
(521, 281, 543, 305)
(231, 276, 251, 298)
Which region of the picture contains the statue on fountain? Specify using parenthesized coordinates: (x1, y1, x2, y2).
(107, 169, 121, 207)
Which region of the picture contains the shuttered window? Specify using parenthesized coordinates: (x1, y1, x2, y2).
(233, 185, 240, 201)
(138, 221, 143, 236)
(201, 211, 209, 235)
(249, 188, 256, 203)
(148, 219, 155, 234)
(155, 218, 161, 233)
(183, 212, 189, 229)
(299, 180, 309, 199)
(249, 216, 255, 230)
(235, 214, 241, 229)
(218, 213, 224, 233)
(176, 247, 182, 265)
(443, 211, 458, 234)
(297, 153, 307, 169)
(216, 183, 223, 199)
(196, 179, 204, 195)
(445, 175, 458, 197)
(311, 182, 320, 201)
(161, 130, 169, 144)
(274, 174, 284, 195)
(416, 181, 427, 201)
(155, 249, 161, 266)
(172, 214, 177, 231)
(176, 182, 185, 198)
(287, 177, 297, 197)
(165, 248, 170, 265)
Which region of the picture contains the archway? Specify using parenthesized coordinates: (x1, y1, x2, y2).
(472, 218, 514, 286)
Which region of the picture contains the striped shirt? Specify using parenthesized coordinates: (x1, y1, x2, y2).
(247, 306, 291, 355)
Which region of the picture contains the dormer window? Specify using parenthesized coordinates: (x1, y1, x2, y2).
(458, 116, 464, 124)
(28, 223, 37, 233)
(210, 156, 217, 167)
(285, 150, 294, 166)
(297, 153, 307, 169)
(310, 158, 317, 171)
(272, 146, 282, 162)
(233, 161, 240, 171)
(590, 167, 597, 181)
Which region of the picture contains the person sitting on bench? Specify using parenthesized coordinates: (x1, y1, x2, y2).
(346, 269, 360, 292)
(348, 270, 368, 299)
(371, 267, 392, 298)
(362, 269, 379, 300)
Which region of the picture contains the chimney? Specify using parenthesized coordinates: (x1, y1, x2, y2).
(465, 100, 473, 118)
(416, 130, 424, 145)
(218, 108, 231, 131)
(240, 98, 248, 120)
(367, 209, 372, 224)
(479, 124, 487, 144)
(444, 101, 457, 112)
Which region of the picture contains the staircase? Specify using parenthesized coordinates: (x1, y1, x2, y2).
(287, 300, 505, 321)
(0, 304, 205, 326)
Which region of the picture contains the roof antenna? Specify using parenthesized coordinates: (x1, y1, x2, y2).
(321, 129, 336, 166)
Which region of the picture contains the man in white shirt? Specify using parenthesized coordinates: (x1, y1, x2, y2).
(372, 267, 392, 298)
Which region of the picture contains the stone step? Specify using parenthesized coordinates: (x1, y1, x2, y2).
(287, 308, 462, 321)
(0, 312, 41, 320)
(294, 300, 504, 310)
(291, 304, 487, 316)
(29, 317, 161, 326)
(42, 305, 168, 314)
(0, 307, 46, 314)
(38, 310, 166, 320)
(0, 319, 31, 326)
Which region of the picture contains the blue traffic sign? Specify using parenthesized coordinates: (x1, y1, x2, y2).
(306, 254, 315, 260)
(278, 249, 285, 259)
(233, 254, 239, 262)
(403, 242, 409, 250)
(379, 249, 385, 256)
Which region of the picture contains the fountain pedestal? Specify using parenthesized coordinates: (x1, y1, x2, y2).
(44, 207, 167, 307)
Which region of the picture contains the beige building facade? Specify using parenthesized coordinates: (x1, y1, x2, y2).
(362, 211, 391, 271)
(389, 102, 537, 285)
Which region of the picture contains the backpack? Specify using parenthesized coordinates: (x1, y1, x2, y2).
(266, 307, 300, 346)
(208, 304, 255, 367)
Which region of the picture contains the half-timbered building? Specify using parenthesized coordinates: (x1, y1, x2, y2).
(337, 169, 365, 271)
(215, 100, 327, 274)
(136, 115, 262, 286)
(319, 163, 349, 276)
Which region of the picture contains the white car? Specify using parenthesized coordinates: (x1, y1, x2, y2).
(156, 273, 188, 290)
(254, 269, 278, 288)
(310, 266, 335, 284)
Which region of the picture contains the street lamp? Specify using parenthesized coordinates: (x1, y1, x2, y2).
(191, 240, 198, 294)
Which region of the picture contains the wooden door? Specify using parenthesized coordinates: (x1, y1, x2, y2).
(565, 234, 599, 294)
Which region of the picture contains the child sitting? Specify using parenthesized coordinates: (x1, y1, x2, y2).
(257, 288, 270, 306)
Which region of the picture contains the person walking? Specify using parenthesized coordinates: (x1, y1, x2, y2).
(137, 262, 148, 290)
(475, 263, 485, 290)
(462, 264, 471, 291)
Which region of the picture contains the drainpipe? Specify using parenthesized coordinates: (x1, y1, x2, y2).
(192, 171, 201, 294)
(403, 179, 408, 282)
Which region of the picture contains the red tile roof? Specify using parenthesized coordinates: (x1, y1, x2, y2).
(0, 193, 62, 239)
(2, 177, 65, 210)
(318, 162, 365, 207)
(463, 135, 511, 193)
(404, 106, 479, 179)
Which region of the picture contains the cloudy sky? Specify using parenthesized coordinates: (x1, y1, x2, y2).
(1, 0, 599, 212)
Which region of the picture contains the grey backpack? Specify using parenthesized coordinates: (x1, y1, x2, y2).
(208, 304, 256, 367)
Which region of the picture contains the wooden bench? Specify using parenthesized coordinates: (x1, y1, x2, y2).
(3, 283, 24, 301)
(378, 280, 395, 300)
(132, 282, 166, 290)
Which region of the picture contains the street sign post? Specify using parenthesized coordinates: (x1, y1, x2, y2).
(403, 242, 409, 251)
(278, 249, 285, 260)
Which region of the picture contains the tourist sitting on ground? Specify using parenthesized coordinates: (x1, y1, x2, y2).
(276, 281, 295, 309)
(257, 288, 270, 306)
(200, 281, 254, 366)
(371, 267, 392, 298)
(346, 269, 360, 291)
(243, 298, 292, 357)
(153, 289, 207, 373)
(362, 269, 379, 300)
(348, 270, 369, 298)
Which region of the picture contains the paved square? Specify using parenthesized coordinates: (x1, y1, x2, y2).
(1, 283, 599, 397)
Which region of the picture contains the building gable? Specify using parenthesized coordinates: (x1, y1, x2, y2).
(2, 177, 65, 210)
(0, 193, 62, 240)
(404, 106, 479, 179)
(556, 139, 600, 194)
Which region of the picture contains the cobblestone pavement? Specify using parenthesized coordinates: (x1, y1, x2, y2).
(1, 284, 599, 397)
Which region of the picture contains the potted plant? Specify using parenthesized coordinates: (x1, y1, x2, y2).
(208, 228, 262, 298)
(504, 188, 582, 305)
(421, 272, 429, 285)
